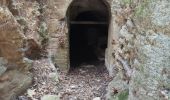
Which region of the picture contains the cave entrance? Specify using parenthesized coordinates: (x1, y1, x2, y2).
(67, 0, 110, 67)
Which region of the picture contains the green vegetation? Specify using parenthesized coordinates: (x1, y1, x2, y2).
(38, 22, 49, 43)
(121, 0, 132, 5)
(121, 0, 151, 17)
(118, 90, 129, 100)
(134, 0, 151, 17)
(111, 90, 129, 100)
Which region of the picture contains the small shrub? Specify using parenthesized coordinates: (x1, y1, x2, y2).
(118, 90, 129, 100)
(134, 0, 151, 17)
(122, 0, 132, 5)
(38, 22, 49, 42)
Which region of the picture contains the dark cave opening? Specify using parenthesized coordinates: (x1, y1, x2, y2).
(70, 25, 108, 66)
(67, 0, 110, 67)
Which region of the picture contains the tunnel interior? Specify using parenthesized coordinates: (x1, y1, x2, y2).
(67, 0, 110, 67)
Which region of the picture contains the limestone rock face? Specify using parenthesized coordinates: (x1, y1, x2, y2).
(0, 6, 32, 100)
(150, 0, 170, 26)
(129, 33, 170, 100)
(9, 0, 43, 59)
(106, 0, 170, 100)
(0, 70, 32, 100)
(0, 7, 26, 70)
(40, 0, 70, 72)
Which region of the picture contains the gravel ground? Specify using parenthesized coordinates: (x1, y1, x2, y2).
(58, 61, 112, 100)
(18, 59, 59, 100)
(18, 59, 112, 100)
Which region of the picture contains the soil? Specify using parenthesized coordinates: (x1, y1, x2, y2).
(58, 61, 112, 100)
(18, 59, 112, 100)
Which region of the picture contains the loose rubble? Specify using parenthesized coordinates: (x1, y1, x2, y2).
(19, 60, 111, 100)
(59, 61, 112, 100)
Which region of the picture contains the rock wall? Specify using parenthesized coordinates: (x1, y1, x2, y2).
(34, 0, 170, 99)
(0, 0, 70, 99)
(0, 6, 32, 100)
(42, 0, 70, 72)
(0, 0, 45, 99)
(106, 0, 170, 100)
(41, 0, 112, 72)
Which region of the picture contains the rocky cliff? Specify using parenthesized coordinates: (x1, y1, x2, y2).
(106, 0, 170, 100)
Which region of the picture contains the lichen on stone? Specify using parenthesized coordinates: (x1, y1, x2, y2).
(150, 0, 170, 26)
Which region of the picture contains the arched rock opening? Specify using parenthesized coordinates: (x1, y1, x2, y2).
(67, 0, 111, 67)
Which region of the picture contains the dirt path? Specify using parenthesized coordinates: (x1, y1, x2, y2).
(58, 61, 111, 100)
(18, 59, 111, 100)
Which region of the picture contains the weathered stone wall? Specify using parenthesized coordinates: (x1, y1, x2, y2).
(0, 5, 32, 100)
(43, 0, 112, 72)
(0, 0, 70, 99)
(106, 0, 170, 100)
(0, 0, 44, 99)
(42, 0, 70, 72)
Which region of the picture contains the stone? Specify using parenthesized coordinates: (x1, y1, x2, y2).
(0, 70, 32, 100)
(0, 65, 6, 76)
(0, 6, 33, 100)
(128, 33, 170, 100)
(23, 57, 33, 70)
(0, 6, 27, 70)
(49, 72, 59, 83)
(27, 89, 36, 99)
(18, 96, 29, 100)
(70, 85, 78, 89)
(0, 57, 7, 76)
(41, 95, 59, 100)
(69, 96, 77, 100)
(126, 19, 134, 30)
(25, 39, 42, 60)
(93, 97, 101, 100)
(120, 25, 133, 40)
(150, 0, 170, 26)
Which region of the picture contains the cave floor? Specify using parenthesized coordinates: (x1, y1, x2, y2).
(58, 61, 112, 100)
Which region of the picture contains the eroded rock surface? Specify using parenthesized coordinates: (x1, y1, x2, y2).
(106, 0, 170, 100)
(0, 5, 32, 100)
